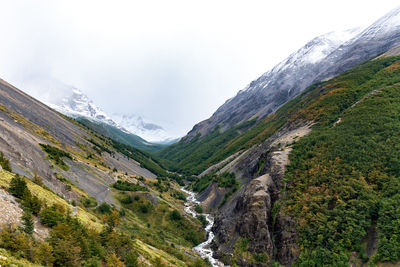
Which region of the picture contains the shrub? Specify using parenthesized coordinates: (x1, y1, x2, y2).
(9, 174, 27, 198)
(97, 202, 112, 214)
(197, 215, 207, 227)
(40, 205, 65, 227)
(253, 253, 268, 262)
(112, 180, 148, 192)
(22, 190, 42, 215)
(39, 143, 72, 170)
(185, 230, 200, 246)
(0, 151, 11, 171)
(81, 196, 98, 208)
(194, 204, 203, 213)
(21, 209, 34, 235)
(169, 210, 182, 221)
(139, 204, 149, 213)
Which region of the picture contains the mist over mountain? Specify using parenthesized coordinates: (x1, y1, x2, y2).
(14, 75, 177, 143)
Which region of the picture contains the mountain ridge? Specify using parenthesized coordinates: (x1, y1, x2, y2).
(184, 7, 400, 143)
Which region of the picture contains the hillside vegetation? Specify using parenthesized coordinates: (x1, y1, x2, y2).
(162, 55, 400, 265)
(77, 117, 165, 153)
(0, 166, 209, 266)
(281, 56, 400, 265)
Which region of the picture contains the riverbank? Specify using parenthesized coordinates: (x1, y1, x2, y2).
(181, 187, 224, 267)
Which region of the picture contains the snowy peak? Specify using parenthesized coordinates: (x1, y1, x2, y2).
(301, 28, 363, 64)
(187, 5, 400, 141)
(265, 28, 362, 78)
(50, 88, 172, 142)
(17, 75, 175, 143)
(53, 88, 118, 128)
(111, 114, 173, 143)
(234, 28, 363, 100)
(360, 6, 400, 38)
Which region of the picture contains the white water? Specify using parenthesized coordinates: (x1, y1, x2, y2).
(181, 187, 224, 267)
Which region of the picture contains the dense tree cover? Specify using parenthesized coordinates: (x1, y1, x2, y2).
(158, 121, 257, 175)
(160, 55, 400, 265)
(192, 172, 238, 193)
(112, 180, 149, 192)
(4, 174, 142, 266)
(3, 173, 209, 266)
(281, 56, 400, 265)
(39, 143, 72, 170)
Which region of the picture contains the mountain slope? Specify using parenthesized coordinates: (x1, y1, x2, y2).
(159, 6, 400, 175)
(76, 117, 166, 153)
(186, 6, 400, 141)
(184, 28, 363, 141)
(0, 78, 208, 266)
(192, 52, 400, 266)
(18, 76, 174, 145)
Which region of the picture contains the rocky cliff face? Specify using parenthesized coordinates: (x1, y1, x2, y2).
(185, 7, 400, 142)
(209, 123, 311, 265)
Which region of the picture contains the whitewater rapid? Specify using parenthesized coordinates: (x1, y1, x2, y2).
(181, 187, 224, 267)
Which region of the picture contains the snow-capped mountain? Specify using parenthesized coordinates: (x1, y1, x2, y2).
(111, 114, 175, 143)
(48, 88, 119, 128)
(16, 76, 174, 143)
(185, 27, 364, 140)
(315, 5, 400, 80)
(186, 6, 400, 141)
(50, 89, 174, 143)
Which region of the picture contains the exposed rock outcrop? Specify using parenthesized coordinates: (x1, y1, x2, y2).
(209, 123, 311, 266)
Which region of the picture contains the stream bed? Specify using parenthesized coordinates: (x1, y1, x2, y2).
(181, 187, 224, 267)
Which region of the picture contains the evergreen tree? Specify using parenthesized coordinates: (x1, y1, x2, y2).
(9, 174, 27, 198)
(21, 209, 34, 235)
(0, 151, 11, 171)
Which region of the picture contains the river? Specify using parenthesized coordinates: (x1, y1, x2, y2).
(181, 187, 224, 267)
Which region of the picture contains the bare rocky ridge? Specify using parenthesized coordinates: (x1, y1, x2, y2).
(0, 79, 156, 204)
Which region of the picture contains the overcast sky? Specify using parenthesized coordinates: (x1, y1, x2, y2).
(0, 1, 399, 137)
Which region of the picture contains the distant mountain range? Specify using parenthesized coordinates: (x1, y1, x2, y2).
(15, 76, 178, 145)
